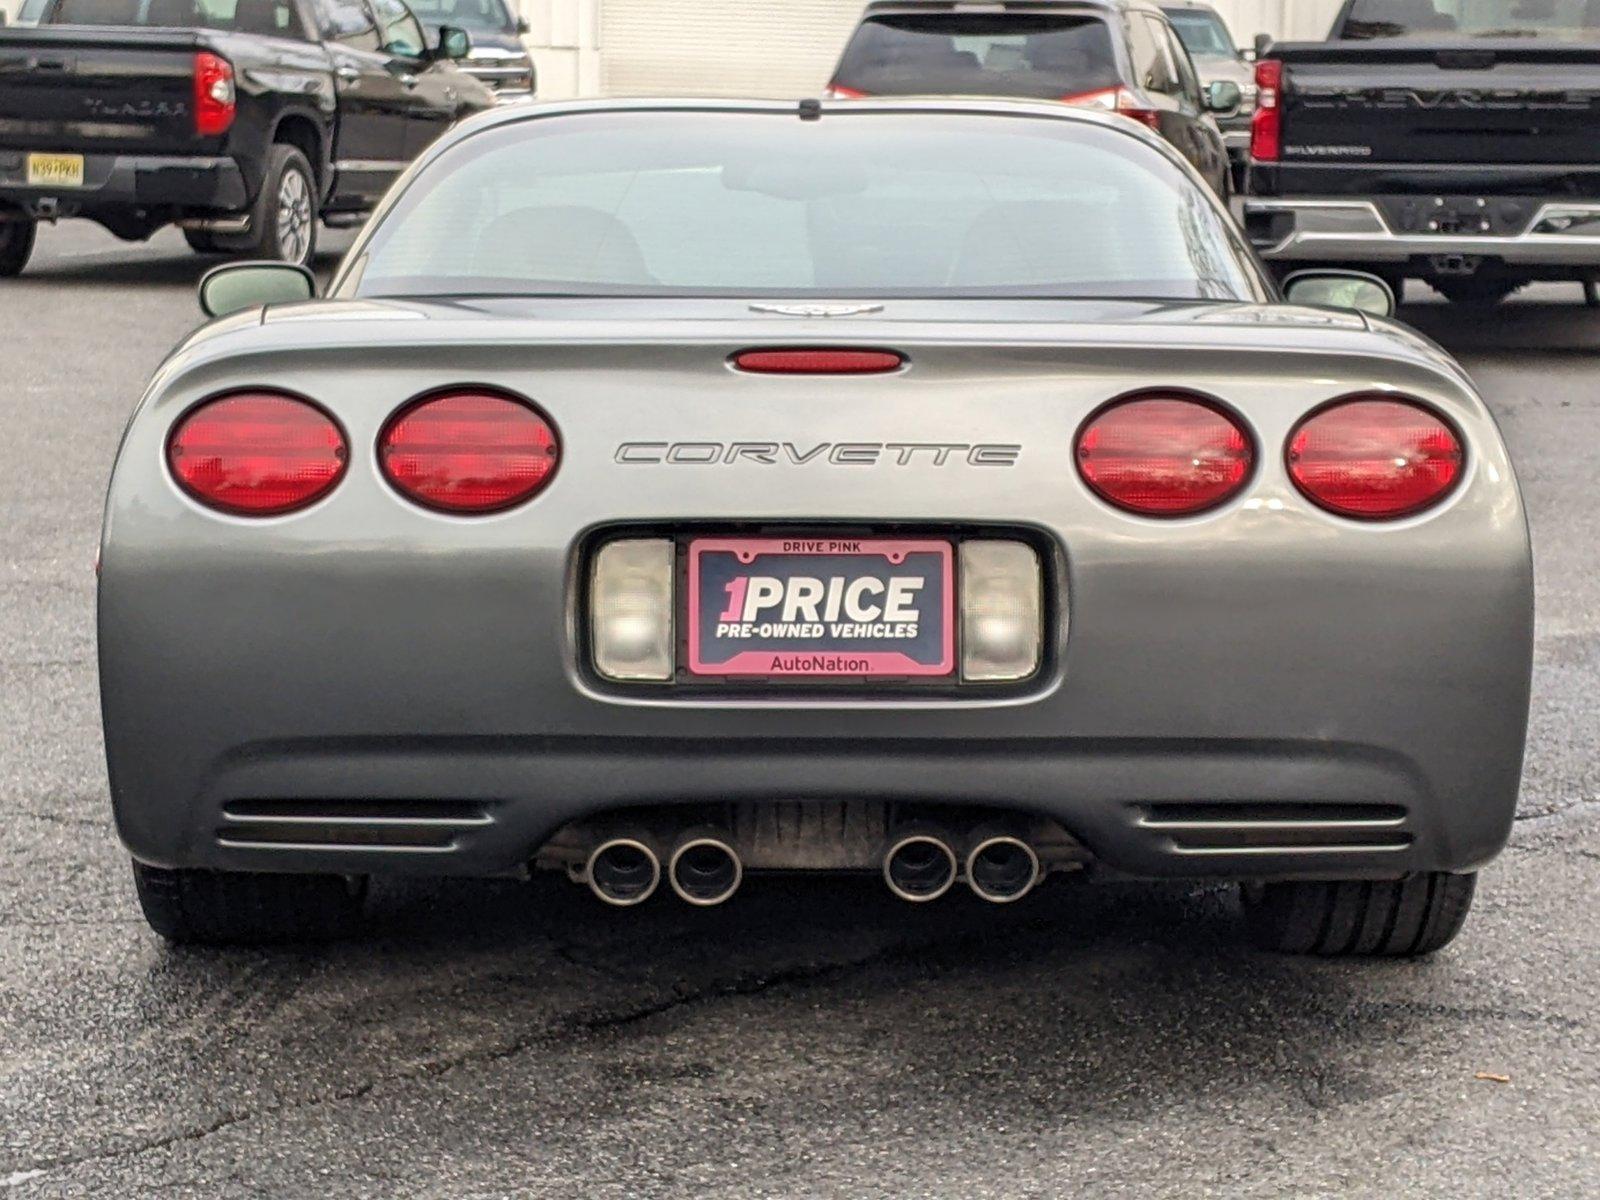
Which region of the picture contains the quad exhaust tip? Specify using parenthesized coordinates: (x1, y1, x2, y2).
(586, 837, 661, 907)
(966, 835, 1041, 904)
(883, 833, 960, 903)
(668, 835, 743, 907)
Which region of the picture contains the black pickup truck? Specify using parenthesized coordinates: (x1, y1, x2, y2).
(0, 0, 494, 276)
(1244, 0, 1600, 306)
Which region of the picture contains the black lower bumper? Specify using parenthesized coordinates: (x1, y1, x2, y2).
(0, 152, 247, 218)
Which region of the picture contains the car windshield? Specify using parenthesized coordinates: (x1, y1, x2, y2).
(832, 14, 1120, 98)
(406, 0, 510, 34)
(1165, 9, 1237, 56)
(1340, 0, 1600, 39)
(353, 111, 1256, 302)
(46, 0, 299, 33)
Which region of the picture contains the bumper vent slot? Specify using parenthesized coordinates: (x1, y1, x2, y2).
(217, 800, 492, 852)
(1139, 802, 1411, 856)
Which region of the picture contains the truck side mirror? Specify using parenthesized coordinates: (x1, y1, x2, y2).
(199, 262, 316, 318)
(1254, 33, 1273, 59)
(434, 24, 471, 60)
(1205, 81, 1242, 113)
(516, 15, 529, 34)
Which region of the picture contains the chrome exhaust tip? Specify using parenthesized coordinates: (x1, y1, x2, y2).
(667, 835, 743, 907)
(883, 833, 959, 903)
(586, 837, 661, 907)
(965, 836, 1041, 904)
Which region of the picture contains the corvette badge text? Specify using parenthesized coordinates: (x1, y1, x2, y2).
(616, 442, 1021, 466)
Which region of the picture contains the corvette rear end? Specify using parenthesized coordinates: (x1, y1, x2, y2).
(98, 99, 1533, 955)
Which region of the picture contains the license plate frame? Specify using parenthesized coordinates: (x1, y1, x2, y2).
(686, 537, 955, 679)
(26, 152, 85, 189)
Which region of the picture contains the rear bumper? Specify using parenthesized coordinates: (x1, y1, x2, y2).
(119, 734, 1500, 884)
(0, 152, 247, 216)
(1244, 196, 1600, 267)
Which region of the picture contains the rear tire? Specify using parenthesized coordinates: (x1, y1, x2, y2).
(1244, 873, 1476, 957)
(132, 860, 366, 945)
(0, 209, 37, 277)
(219, 144, 318, 267)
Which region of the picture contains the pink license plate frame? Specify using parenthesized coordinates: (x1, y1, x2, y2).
(686, 537, 956, 678)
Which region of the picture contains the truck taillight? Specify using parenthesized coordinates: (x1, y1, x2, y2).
(824, 85, 868, 99)
(1251, 59, 1282, 162)
(1061, 87, 1162, 132)
(194, 51, 236, 138)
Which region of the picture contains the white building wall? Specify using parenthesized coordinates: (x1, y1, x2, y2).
(520, 0, 1350, 101)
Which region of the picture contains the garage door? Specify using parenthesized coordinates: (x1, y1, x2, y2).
(600, 0, 866, 97)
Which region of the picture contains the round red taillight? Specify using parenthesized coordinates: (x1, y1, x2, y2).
(379, 391, 559, 514)
(167, 391, 346, 516)
(1288, 397, 1463, 519)
(1076, 395, 1254, 516)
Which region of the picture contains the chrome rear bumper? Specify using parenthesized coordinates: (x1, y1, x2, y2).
(1245, 198, 1600, 266)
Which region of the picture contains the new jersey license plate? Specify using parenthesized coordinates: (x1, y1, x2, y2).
(687, 537, 954, 678)
(26, 153, 85, 188)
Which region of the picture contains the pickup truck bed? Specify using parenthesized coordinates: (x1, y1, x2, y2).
(1245, 36, 1600, 304)
(0, 1, 492, 276)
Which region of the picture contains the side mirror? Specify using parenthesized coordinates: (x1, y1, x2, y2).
(1283, 270, 1396, 319)
(435, 24, 471, 60)
(1253, 33, 1273, 59)
(516, 15, 529, 34)
(1205, 80, 1242, 113)
(199, 261, 316, 318)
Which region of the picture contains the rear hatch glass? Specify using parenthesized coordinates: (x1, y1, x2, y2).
(832, 13, 1120, 99)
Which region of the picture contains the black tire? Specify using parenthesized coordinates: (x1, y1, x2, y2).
(0, 210, 37, 277)
(1244, 873, 1477, 958)
(219, 144, 318, 267)
(1433, 277, 1519, 309)
(132, 860, 366, 945)
(183, 228, 225, 254)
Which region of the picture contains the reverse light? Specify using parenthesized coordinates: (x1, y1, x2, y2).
(379, 390, 559, 513)
(1251, 59, 1282, 162)
(1062, 86, 1162, 131)
(167, 391, 346, 515)
(194, 51, 236, 138)
(591, 539, 675, 682)
(960, 541, 1043, 683)
(1287, 397, 1463, 519)
(1076, 395, 1254, 516)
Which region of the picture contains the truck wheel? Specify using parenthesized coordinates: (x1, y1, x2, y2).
(1434, 277, 1518, 309)
(0, 209, 37, 277)
(183, 229, 225, 255)
(132, 860, 366, 945)
(1244, 872, 1476, 957)
(225, 145, 318, 268)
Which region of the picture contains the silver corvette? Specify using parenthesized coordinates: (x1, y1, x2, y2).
(99, 98, 1533, 955)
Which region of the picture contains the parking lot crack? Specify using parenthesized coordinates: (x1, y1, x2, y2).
(1, 937, 924, 1185)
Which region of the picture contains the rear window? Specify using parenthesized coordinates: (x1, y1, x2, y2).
(353, 111, 1256, 302)
(1338, 0, 1600, 40)
(832, 13, 1120, 99)
(48, 0, 302, 35)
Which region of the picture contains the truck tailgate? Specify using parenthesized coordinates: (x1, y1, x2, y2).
(0, 27, 206, 155)
(1278, 43, 1600, 166)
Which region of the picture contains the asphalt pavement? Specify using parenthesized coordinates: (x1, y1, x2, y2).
(1, 223, 1596, 1198)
